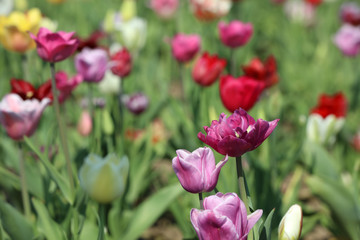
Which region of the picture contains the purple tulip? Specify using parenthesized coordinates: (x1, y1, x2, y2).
(191, 192, 263, 240)
(123, 92, 149, 115)
(172, 147, 228, 193)
(75, 48, 108, 83)
(198, 108, 279, 157)
(171, 33, 201, 63)
(218, 21, 253, 48)
(30, 27, 79, 63)
(333, 24, 360, 57)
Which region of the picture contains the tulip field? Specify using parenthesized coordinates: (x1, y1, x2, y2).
(1, 0, 360, 239)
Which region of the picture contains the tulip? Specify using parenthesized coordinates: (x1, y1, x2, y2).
(76, 30, 107, 51)
(278, 204, 303, 240)
(352, 131, 360, 152)
(218, 21, 253, 48)
(123, 92, 149, 115)
(120, 0, 137, 21)
(310, 92, 347, 118)
(340, 2, 360, 26)
(0, 0, 13, 16)
(75, 48, 108, 83)
(284, 1, 315, 26)
(0, 94, 50, 140)
(99, 70, 121, 94)
(77, 110, 92, 137)
(198, 108, 279, 157)
(172, 147, 228, 193)
(242, 55, 279, 88)
(0, 8, 41, 52)
(110, 48, 132, 78)
(304, 0, 321, 7)
(333, 24, 360, 57)
(192, 52, 227, 87)
(30, 27, 79, 63)
(189, 0, 232, 21)
(36, 80, 53, 101)
(10, 78, 53, 101)
(79, 153, 129, 203)
(191, 192, 263, 240)
(219, 75, 265, 112)
(171, 33, 201, 63)
(150, 0, 179, 19)
(55, 71, 83, 102)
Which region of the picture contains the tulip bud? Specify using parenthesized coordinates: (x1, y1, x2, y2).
(121, 0, 136, 21)
(79, 153, 129, 203)
(77, 110, 92, 136)
(102, 109, 114, 135)
(278, 204, 303, 240)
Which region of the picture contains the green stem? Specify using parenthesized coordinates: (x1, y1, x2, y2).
(118, 77, 125, 154)
(97, 204, 106, 240)
(49, 63, 75, 196)
(230, 49, 237, 76)
(21, 54, 29, 80)
(18, 142, 31, 220)
(198, 192, 203, 210)
(236, 156, 250, 214)
(351, 76, 360, 110)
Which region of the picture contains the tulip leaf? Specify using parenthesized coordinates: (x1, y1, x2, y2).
(121, 184, 183, 240)
(32, 198, 66, 240)
(0, 199, 33, 240)
(259, 208, 275, 240)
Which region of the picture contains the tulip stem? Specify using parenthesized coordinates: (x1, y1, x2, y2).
(97, 204, 106, 240)
(351, 75, 360, 110)
(236, 156, 250, 214)
(49, 63, 75, 197)
(18, 142, 31, 220)
(198, 193, 203, 209)
(230, 49, 236, 76)
(21, 54, 29, 80)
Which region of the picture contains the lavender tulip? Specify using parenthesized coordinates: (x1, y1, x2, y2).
(75, 48, 108, 83)
(122, 92, 149, 115)
(172, 147, 228, 193)
(198, 108, 279, 157)
(191, 192, 263, 240)
(333, 24, 360, 57)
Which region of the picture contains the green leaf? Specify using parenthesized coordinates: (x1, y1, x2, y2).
(0, 199, 33, 240)
(259, 208, 275, 240)
(121, 184, 183, 240)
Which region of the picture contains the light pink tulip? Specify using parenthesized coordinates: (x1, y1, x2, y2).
(172, 147, 228, 193)
(77, 110, 92, 137)
(150, 0, 179, 19)
(333, 24, 360, 57)
(75, 48, 109, 83)
(171, 34, 201, 63)
(218, 21, 253, 48)
(191, 192, 263, 240)
(55, 71, 83, 103)
(0, 94, 50, 140)
(30, 27, 79, 63)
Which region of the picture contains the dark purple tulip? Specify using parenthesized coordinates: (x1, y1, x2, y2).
(198, 108, 279, 157)
(123, 92, 149, 115)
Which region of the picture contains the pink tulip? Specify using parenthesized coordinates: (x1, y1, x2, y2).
(198, 108, 279, 157)
(30, 27, 79, 63)
(55, 71, 83, 102)
(75, 48, 108, 83)
(150, 0, 179, 19)
(333, 24, 360, 57)
(77, 110, 92, 136)
(172, 147, 228, 193)
(0, 94, 50, 140)
(218, 21, 253, 48)
(171, 34, 201, 63)
(191, 192, 263, 240)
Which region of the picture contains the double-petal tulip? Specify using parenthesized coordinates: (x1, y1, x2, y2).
(75, 48, 108, 83)
(110, 48, 132, 78)
(340, 2, 360, 26)
(220, 75, 265, 112)
(218, 21, 253, 48)
(172, 147, 228, 193)
(189, 0, 232, 21)
(333, 24, 360, 57)
(192, 52, 227, 87)
(198, 108, 279, 157)
(79, 153, 129, 203)
(190, 192, 262, 240)
(278, 204, 303, 240)
(242, 55, 279, 88)
(0, 94, 50, 140)
(171, 33, 201, 63)
(150, 0, 179, 19)
(30, 27, 79, 63)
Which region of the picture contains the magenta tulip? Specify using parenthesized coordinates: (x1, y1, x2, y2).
(0, 94, 50, 140)
(30, 27, 79, 63)
(172, 147, 228, 193)
(75, 48, 108, 83)
(333, 24, 360, 57)
(55, 71, 83, 102)
(171, 33, 201, 63)
(198, 108, 279, 157)
(191, 192, 263, 240)
(218, 21, 253, 48)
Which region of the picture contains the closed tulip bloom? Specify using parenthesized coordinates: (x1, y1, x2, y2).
(77, 110, 92, 137)
(150, 0, 179, 19)
(218, 21, 253, 48)
(0, 94, 50, 140)
(333, 24, 360, 57)
(123, 92, 149, 115)
(114, 17, 147, 53)
(192, 52, 227, 87)
(0, 0, 13, 16)
(30, 27, 79, 63)
(79, 153, 129, 203)
(340, 2, 360, 26)
(110, 48, 132, 77)
(98, 70, 121, 95)
(220, 75, 265, 112)
(191, 192, 263, 240)
(278, 204, 303, 240)
(172, 147, 228, 193)
(284, 1, 315, 26)
(171, 33, 201, 63)
(190, 0, 232, 21)
(198, 108, 279, 157)
(75, 48, 108, 83)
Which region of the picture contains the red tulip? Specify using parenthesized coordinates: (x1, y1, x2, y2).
(310, 92, 347, 118)
(11, 79, 53, 101)
(242, 55, 279, 88)
(192, 52, 227, 87)
(220, 75, 265, 112)
(304, 0, 321, 7)
(76, 30, 107, 51)
(36, 80, 53, 101)
(340, 3, 360, 26)
(110, 48, 132, 78)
